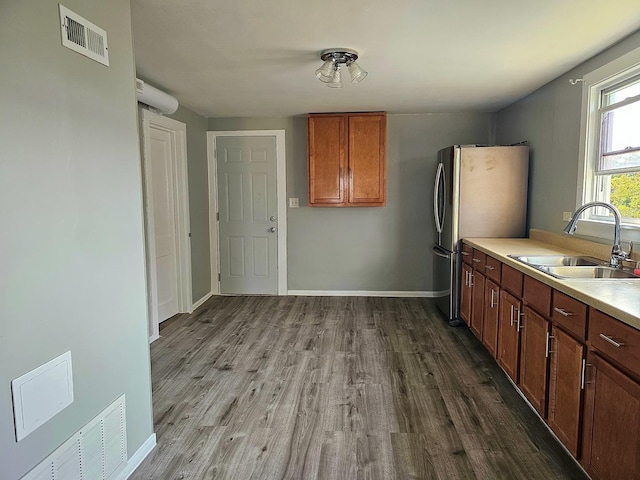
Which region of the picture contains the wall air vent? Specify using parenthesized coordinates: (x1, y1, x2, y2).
(21, 395, 127, 480)
(59, 5, 109, 66)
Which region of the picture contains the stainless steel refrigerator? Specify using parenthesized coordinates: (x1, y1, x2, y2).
(432, 145, 529, 326)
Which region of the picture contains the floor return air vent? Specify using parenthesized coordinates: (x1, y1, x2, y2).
(21, 395, 127, 480)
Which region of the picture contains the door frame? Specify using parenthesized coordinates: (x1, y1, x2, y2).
(141, 109, 193, 342)
(207, 130, 287, 295)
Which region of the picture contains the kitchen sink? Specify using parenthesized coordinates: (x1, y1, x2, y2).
(508, 254, 639, 280)
(508, 254, 604, 267)
(539, 265, 640, 279)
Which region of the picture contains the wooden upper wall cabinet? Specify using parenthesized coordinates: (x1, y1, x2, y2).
(308, 112, 386, 206)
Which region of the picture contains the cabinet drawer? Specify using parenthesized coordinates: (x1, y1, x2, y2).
(502, 263, 523, 297)
(472, 249, 486, 270)
(589, 308, 640, 378)
(551, 291, 587, 341)
(462, 243, 473, 265)
(523, 275, 551, 317)
(484, 256, 501, 283)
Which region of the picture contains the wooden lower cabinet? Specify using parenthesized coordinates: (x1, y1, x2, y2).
(469, 271, 486, 340)
(497, 290, 521, 382)
(548, 325, 585, 458)
(518, 306, 550, 417)
(581, 353, 640, 479)
(460, 263, 472, 325)
(483, 279, 500, 357)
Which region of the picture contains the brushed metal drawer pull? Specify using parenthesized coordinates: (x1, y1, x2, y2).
(485, 265, 496, 270)
(599, 333, 625, 348)
(553, 307, 574, 317)
(461, 251, 470, 256)
(472, 258, 481, 263)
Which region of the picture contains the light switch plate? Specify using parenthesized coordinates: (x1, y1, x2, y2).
(289, 198, 299, 208)
(563, 211, 573, 221)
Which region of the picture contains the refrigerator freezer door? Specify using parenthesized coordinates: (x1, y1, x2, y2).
(458, 146, 529, 239)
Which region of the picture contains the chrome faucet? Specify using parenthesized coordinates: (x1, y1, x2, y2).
(563, 201, 633, 267)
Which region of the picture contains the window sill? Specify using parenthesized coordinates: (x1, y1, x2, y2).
(575, 218, 640, 244)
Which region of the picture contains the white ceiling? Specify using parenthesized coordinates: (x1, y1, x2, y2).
(131, 0, 640, 118)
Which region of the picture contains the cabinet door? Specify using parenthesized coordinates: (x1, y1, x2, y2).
(498, 290, 521, 382)
(483, 279, 500, 357)
(460, 263, 473, 325)
(347, 114, 386, 205)
(470, 271, 485, 340)
(548, 326, 584, 458)
(519, 306, 550, 417)
(582, 353, 640, 479)
(308, 115, 346, 205)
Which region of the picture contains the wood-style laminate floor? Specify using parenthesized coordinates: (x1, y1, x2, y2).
(130, 296, 587, 480)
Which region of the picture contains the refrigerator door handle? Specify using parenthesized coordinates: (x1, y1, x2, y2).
(433, 162, 445, 235)
(432, 244, 453, 259)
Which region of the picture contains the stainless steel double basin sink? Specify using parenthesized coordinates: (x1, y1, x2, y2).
(508, 255, 640, 280)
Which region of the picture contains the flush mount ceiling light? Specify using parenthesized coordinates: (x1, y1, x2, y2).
(315, 48, 368, 88)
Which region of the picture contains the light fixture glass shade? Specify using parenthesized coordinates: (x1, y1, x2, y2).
(348, 61, 368, 84)
(327, 65, 343, 88)
(315, 59, 335, 83)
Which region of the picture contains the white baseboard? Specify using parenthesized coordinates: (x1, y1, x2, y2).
(190, 291, 214, 312)
(287, 290, 448, 298)
(120, 433, 156, 480)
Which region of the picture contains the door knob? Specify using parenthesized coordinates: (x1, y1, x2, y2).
(269, 227, 276, 233)
(270, 216, 277, 222)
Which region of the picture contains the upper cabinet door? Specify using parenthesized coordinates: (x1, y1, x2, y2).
(308, 112, 386, 207)
(308, 115, 346, 205)
(348, 113, 386, 206)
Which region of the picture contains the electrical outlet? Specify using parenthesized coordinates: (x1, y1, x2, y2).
(289, 197, 299, 208)
(563, 211, 573, 221)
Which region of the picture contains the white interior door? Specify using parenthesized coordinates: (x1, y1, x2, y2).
(216, 136, 278, 294)
(142, 110, 192, 342)
(149, 127, 179, 321)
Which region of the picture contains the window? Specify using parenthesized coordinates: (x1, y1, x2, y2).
(578, 47, 640, 238)
(594, 75, 640, 220)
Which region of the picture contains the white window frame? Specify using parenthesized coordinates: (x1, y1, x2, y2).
(576, 46, 640, 243)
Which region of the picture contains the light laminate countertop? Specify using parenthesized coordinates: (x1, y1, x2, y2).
(463, 237, 640, 330)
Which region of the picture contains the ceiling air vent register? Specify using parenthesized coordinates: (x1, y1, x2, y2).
(59, 5, 109, 66)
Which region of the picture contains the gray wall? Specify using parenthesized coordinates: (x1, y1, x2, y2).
(0, 1, 153, 478)
(496, 30, 640, 235)
(209, 113, 496, 291)
(166, 106, 212, 302)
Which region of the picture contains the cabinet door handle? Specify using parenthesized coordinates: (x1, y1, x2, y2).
(510, 304, 514, 326)
(599, 333, 625, 348)
(490, 289, 497, 308)
(516, 309, 523, 332)
(339, 167, 343, 180)
(553, 307, 574, 317)
(545, 332, 555, 358)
